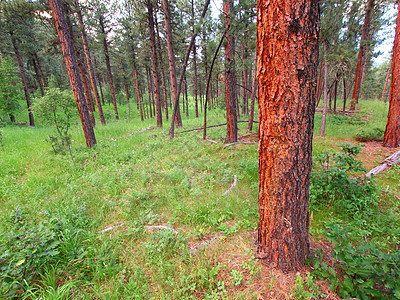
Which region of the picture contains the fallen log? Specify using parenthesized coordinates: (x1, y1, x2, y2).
(223, 141, 257, 148)
(222, 175, 238, 196)
(366, 150, 400, 178)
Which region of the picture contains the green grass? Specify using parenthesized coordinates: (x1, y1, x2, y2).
(0, 98, 399, 299)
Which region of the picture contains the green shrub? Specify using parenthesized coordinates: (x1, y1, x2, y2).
(310, 144, 378, 212)
(355, 127, 384, 142)
(309, 224, 400, 299)
(330, 114, 366, 126)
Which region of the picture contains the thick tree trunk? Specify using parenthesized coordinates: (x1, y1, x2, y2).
(76, 3, 106, 125)
(147, 0, 162, 126)
(100, 17, 119, 120)
(248, 55, 257, 132)
(320, 43, 328, 137)
(257, 0, 319, 270)
(10, 31, 34, 126)
(49, 0, 96, 147)
(383, 4, 400, 148)
(224, 0, 238, 143)
(351, 0, 374, 110)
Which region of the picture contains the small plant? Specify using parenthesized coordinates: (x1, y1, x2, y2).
(33, 88, 76, 162)
(310, 143, 378, 212)
(293, 272, 326, 300)
(355, 127, 384, 142)
(230, 269, 244, 286)
(309, 224, 400, 299)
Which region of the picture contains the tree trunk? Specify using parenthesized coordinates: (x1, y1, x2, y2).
(320, 43, 328, 137)
(34, 53, 47, 88)
(242, 39, 248, 116)
(49, 0, 96, 147)
(147, 0, 162, 126)
(351, 0, 374, 110)
(342, 76, 347, 111)
(162, 0, 182, 128)
(146, 66, 153, 118)
(100, 16, 119, 120)
(155, 16, 169, 121)
(10, 31, 34, 126)
(224, 0, 238, 143)
(192, 0, 199, 118)
(383, 4, 400, 148)
(315, 62, 323, 107)
(185, 77, 189, 117)
(381, 59, 392, 102)
(76, 3, 106, 125)
(248, 54, 257, 132)
(257, 0, 319, 271)
(32, 57, 44, 96)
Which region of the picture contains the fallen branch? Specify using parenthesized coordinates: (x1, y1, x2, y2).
(99, 222, 125, 233)
(176, 120, 258, 135)
(222, 175, 238, 196)
(366, 150, 400, 178)
(135, 126, 155, 134)
(144, 225, 178, 235)
(189, 234, 222, 253)
(206, 138, 218, 144)
(223, 142, 257, 148)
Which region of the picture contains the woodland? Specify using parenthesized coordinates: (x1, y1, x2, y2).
(0, 0, 400, 299)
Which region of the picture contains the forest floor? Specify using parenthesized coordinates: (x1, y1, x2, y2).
(0, 100, 399, 299)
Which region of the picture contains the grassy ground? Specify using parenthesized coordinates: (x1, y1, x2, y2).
(0, 98, 399, 299)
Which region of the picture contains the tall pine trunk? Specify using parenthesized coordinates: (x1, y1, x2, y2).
(257, 0, 319, 270)
(383, 4, 400, 148)
(224, 0, 237, 143)
(10, 31, 34, 126)
(49, 0, 96, 147)
(351, 0, 374, 110)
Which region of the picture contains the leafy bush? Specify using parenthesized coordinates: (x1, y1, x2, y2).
(355, 127, 384, 142)
(309, 224, 400, 299)
(310, 144, 378, 212)
(33, 88, 76, 156)
(330, 114, 366, 126)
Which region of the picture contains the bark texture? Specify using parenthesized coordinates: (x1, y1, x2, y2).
(224, 0, 238, 143)
(49, 0, 96, 147)
(350, 0, 374, 110)
(257, 0, 319, 270)
(383, 4, 400, 148)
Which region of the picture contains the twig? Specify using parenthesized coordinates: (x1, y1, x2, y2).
(99, 222, 125, 233)
(222, 175, 238, 196)
(206, 138, 218, 144)
(131, 126, 156, 135)
(223, 142, 257, 148)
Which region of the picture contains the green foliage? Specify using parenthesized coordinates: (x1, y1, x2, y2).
(33, 88, 75, 155)
(309, 224, 400, 299)
(0, 57, 22, 119)
(329, 114, 365, 126)
(355, 127, 384, 142)
(310, 143, 378, 212)
(292, 272, 326, 300)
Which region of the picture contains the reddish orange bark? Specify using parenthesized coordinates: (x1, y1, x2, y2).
(350, 0, 374, 110)
(257, 0, 319, 270)
(49, 0, 96, 147)
(383, 4, 400, 148)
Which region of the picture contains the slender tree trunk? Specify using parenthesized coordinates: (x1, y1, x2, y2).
(351, 0, 374, 110)
(65, 9, 95, 127)
(34, 53, 47, 88)
(146, 66, 153, 118)
(342, 76, 347, 112)
(124, 77, 130, 104)
(10, 31, 34, 126)
(257, 0, 319, 271)
(49, 0, 96, 147)
(381, 59, 392, 102)
(76, 3, 106, 125)
(100, 16, 119, 120)
(155, 16, 169, 121)
(248, 54, 257, 132)
(242, 39, 248, 116)
(224, 0, 237, 143)
(32, 57, 44, 96)
(315, 62, 324, 107)
(383, 4, 400, 148)
(147, 0, 162, 126)
(192, 0, 199, 118)
(333, 79, 338, 113)
(162, 0, 182, 128)
(320, 43, 328, 137)
(185, 77, 189, 117)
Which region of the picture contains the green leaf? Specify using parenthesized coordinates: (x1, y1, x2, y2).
(15, 258, 25, 267)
